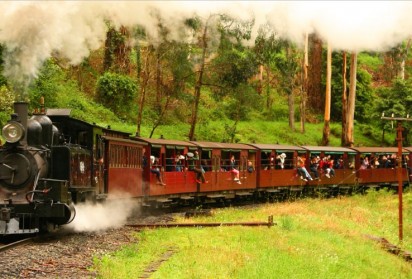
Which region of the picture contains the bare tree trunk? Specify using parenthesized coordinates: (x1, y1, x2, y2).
(188, 24, 208, 141)
(155, 51, 162, 114)
(322, 44, 332, 146)
(103, 28, 114, 72)
(345, 52, 357, 147)
(136, 47, 151, 136)
(341, 51, 348, 146)
(300, 33, 308, 133)
(115, 26, 131, 74)
(398, 38, 411, 80)
(308, 33, 323, 114)
(265, 65, 272, 110)
(149, 96, 171, 138)
(288, 92, 295, 131)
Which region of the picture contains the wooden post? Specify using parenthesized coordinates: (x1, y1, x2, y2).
(396, 121, 404, 241)
(381, 115, 412, 242)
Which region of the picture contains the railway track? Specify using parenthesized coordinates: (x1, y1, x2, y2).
(0, 237, 33, 253)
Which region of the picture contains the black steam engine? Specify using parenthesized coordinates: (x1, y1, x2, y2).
(0, 101, 77, 235)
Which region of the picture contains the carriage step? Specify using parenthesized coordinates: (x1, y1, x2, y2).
(236, 192, 253, 196)
(180, 196, 195, 200)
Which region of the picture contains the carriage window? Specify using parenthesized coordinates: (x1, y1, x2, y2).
(221, 150, 240, 172)
(78, 131, 88, 147)
(273, 151, 294, 170)
(201, 150, 211, 172)
(165, 146, 186, 172)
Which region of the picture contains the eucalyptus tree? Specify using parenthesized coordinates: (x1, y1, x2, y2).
(272, 40, 302, 131)
(209, 15, 259, 142)
(253, 26, 281, 112)
(307, 34, 324, 114)
(185, 15, 221, 141)
(134, 19, 192, 138)
(322, 44, 332, 146)
(103, 24, 132, 75)
(382, 40, 412, 82)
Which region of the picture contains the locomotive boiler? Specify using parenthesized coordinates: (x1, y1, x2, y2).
(0, 101, 75, 235)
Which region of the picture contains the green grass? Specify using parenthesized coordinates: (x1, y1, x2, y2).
(111, 120, 392, 147)
(93, 190, 412, 278)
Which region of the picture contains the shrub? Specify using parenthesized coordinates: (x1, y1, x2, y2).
(96, 72, 137, 121)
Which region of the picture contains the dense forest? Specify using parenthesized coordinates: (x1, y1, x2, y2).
(0, 9, 411, 147)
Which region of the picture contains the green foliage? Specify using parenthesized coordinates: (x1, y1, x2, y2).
(0, 45, 7, 87)
(358, 52, 383, 71)
(373, 79, 412, 118)
(213, 49, 258, 89)
(28, 59, 66, 109)
(96, 72, 137, 121)
(0, 85, 14, 127)
(369, 78, 412, 145)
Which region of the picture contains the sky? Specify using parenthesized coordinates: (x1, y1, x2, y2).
(1, 1, 412, 94)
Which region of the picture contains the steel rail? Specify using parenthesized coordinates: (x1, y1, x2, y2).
(0, 237, 33, 253)
(128, 215, 275, 229)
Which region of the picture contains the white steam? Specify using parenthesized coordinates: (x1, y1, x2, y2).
(65, 199, 138, 232)
(1, 1, 412, 96)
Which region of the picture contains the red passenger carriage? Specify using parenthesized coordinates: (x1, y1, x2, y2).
(350, 147, 410, 190)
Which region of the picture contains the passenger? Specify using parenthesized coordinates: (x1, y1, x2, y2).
(175, 151, 184, 172)
(335, 156, 344, 169)
(360, 156, 369, 170)
(270, 155, 276, 169)
(187, 151, 208, 184)
(370, 156, 380, 169)
(320, 156, 334, 178)
(230, 155, 241, 184)
(326, 155, 336, 178)
(150, 155, 166, 185)
(309, 156, 320, 180)
(297, 155, 313, 181)
(201, 159, 208, 172)
(276, 153, 286, 169)
(389, 154, 397, 168)
(381, 155, 391, 168)
(247, 160, 254, 173)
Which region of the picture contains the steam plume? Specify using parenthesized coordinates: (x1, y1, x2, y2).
(1, 1, 412, 98)
(65, 199, 139, 232)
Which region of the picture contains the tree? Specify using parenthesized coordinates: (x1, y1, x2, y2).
(103, 25, 131, 75)
(253, 27, 282, 112)
(96, 72, 137, 120)
(307, 33, 323, 114)
(274, 41, 301, 131)
(187, 16, 215, 141)
(322, 44, 332, 146)
(341, 51, 348, 145)
(372, 79, 412, 146)
(136, 45, 153, 136)
(343, 52, 358, 147)
(300, 32, 309, 133)
(134, 18, 192, 138)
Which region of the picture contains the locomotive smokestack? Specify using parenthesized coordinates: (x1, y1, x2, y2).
(13, 102, 28, 144)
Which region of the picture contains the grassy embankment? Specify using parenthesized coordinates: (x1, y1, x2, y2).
(111, 120, 390, 147)
(93, 190, 412, 278)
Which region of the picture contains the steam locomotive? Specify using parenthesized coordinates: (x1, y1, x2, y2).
(0, 100, 410, 236)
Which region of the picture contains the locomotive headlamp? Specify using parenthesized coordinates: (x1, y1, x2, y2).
(2, 121, 25, 143)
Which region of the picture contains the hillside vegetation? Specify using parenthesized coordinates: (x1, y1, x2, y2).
(0, 21, 410, 147)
